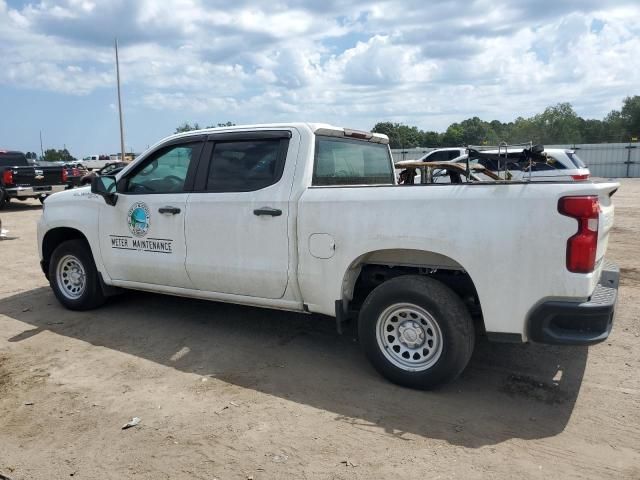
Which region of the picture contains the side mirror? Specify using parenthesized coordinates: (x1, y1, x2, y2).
(91, 175, 118, 206)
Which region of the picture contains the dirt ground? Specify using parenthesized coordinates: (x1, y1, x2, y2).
(0, 181, 639, 480)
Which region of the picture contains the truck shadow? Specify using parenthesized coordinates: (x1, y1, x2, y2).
(0, 287, 588, 448)
(1, 201, 42, 211)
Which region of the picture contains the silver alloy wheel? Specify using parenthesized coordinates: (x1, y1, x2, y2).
(56, 254, 87, 300)
(376, 303, 444, 372)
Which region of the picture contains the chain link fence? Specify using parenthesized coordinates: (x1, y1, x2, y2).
(391, 142, 640, 178)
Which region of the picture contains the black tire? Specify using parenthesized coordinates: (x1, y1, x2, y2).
(0, 188, 7, 210)
(49, 239, 106, 310)
(358, 275, 474, 389)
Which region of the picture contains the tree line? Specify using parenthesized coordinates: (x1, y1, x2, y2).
(174, 121, 236, 133)
(21, 149, 77, 162)
(372, 95, 640, 149)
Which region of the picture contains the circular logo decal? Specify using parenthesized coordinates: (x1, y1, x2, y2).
(127, 202, 150, 237)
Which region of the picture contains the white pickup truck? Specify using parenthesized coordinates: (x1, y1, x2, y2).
(37, 123, 620, 389)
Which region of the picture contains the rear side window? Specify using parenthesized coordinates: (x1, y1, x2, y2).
(313, 137, 393, 186)
(566, 152, 586, 168)
(206, 139, 288, 192)
(546, 155, 568, 170)
(426, 151, 449, 162)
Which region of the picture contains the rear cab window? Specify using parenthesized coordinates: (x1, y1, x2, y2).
(313, 137, 394, 186)
(0, 152, 28, 168)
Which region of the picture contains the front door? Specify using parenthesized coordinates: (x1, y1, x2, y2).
(185, 131, 297, 298)
(99, 140, 203, 288)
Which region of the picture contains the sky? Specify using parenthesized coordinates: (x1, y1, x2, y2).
(0, 0, 639, 158)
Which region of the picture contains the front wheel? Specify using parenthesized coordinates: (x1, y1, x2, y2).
(358, 275, 474, 389)
(49, 239, 106, 310)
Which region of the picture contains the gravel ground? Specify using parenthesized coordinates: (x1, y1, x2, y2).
(0, 181, 638, 480)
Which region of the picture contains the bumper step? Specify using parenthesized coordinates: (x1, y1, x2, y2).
(527, 262, 619, 345)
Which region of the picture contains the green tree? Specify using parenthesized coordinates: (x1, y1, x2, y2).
(374, 95, 639, 147)
(174, 122, 201, 133)
(421, 131, 442, 147)
(441, 124, 464, 147)
(371, 122, 423, 148)
(531, 103, 582, 144)
(174, 121, 236, 134)
(620, 95, 640, 140)
(43, 148, 75, 162)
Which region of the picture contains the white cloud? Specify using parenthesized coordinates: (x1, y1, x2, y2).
(0, 0, 639, 133)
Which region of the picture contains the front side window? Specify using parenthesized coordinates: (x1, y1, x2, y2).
(125, 144, 199, 194)
(206, 139, 286, 192)
(313, 137, 393, 186)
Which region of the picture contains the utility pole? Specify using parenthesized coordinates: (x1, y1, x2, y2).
(39, 130, 44, 159)
(115, 38, 126, 162)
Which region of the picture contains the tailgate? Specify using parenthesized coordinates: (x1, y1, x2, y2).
(11, 167, 36, 186)
(39, 166, 65, 185)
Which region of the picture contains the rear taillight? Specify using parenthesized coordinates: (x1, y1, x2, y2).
(2, 169, 13, 185)
(558, 196, 599, 273)
(62, 169, 68, 182)
(571, 174, 590, 181)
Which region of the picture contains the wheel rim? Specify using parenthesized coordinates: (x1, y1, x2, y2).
(376, 303, 444, 372)
(56, 254, 87, 300)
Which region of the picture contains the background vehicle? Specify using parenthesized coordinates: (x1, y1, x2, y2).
(38, 123, 619, 389)
(411, 147, 590, 182)
(467, 147, 591, 181)
(80, 161, 127, 185)
(82, 154, 112, 170)
(395, 160, 500, 183)
(63, 163, 89, 188)
(38, 161, 89, 189)
(416, 148, 467, 162)
(0, 150, 67, 208)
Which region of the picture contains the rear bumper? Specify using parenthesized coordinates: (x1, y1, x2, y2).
(527, 262, 619, 345)
(6, 185, 66, 197)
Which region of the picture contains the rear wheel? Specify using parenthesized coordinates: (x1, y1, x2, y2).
(49, 239, 106, 310)
(358, 275, 474, 389)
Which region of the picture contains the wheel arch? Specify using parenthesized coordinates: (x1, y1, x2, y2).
(41, 227, 91, 276)
(339, 248, 484, 325)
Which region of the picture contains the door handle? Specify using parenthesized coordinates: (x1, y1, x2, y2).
(253, 207, 282, 217)
(158, 206, 181, 215)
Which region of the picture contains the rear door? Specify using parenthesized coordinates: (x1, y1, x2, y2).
(98, 138, 204, 288)
(184, 130, 297, 298)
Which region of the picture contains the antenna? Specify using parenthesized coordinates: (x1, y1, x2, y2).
(115, 38, 126, 163)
